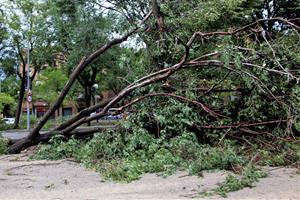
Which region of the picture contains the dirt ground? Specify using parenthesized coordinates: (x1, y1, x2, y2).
(0, 153, 299, 200)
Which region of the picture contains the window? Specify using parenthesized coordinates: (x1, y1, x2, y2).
(63, 107, 72, 117)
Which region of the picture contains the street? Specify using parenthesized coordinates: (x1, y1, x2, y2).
(0, 125, 115, 140)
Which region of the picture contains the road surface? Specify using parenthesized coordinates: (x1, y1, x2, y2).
(0, 153, 299, 200)
(0, 125, 114, 140)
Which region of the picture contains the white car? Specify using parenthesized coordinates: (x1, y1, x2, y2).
(2, 118, 15, 124)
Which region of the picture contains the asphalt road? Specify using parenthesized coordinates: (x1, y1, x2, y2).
(0, 125, 115, 140)
(0, 129, 44, 140)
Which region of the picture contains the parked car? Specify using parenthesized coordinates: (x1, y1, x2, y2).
(90, 108, 124, 120)
(2, 118, 15, 124)
(103, 114, 122, 120)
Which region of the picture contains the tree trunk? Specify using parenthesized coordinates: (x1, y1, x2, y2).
(84, 86, 92, 126)
(152, 0, 166, 32)
(13, 77, 26, 129)
(151, 0, 168, 70)
(8, 126, 115, 149)
(7, 16, 148, 153)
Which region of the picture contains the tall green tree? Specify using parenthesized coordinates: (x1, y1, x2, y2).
(52, 1, 125, 111)
(1, 0, 58, 128)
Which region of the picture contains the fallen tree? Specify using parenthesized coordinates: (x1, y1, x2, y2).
(8, 17, 300, 154)
(7, 11, 152, 153)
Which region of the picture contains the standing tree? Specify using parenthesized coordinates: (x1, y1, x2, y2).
(51, 0, 125, 123)
(2, 0, 58, 128)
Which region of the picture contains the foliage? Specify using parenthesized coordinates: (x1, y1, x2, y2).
(0, 77, 19, 99)
(0, 137, 8, 155)
(213, 165, 267, 197)
(257, 142, 300, 166)
(1, 0, 63, 127)
(17, 114, 38, 129)
(50, 0, 128, 108)
(33, 129, 245, 182)
(0, 93, 14, 112)
(33, 104, 249, 182)
(1, 0, 57, 74)
(0, 120, 14, 131)
(32, 135, 84, 160)
(188, 145, 245, 175)
(32, 100, 298, 197)
(33, 103, 298, 187)
(33, 68, 69, 102)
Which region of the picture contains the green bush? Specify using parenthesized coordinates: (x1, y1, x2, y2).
(0, 137, 8, 155)
(0, 119, 14, 131)
(0, 93, 15, 114)
(19, 115, 38, 129)
(32, 135, 84, 160)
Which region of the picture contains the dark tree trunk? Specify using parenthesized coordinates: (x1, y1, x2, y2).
(13, 77, 26, 129)
(8, 126, 115, 149)
(151, 0, 168, 70)
(84, 86, 92, 126)
(3, 105, 12, 117)
(152, 0, 166, 32)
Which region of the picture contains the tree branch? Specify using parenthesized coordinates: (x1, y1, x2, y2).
(115, 92, 226, 118)
(8, 11, 153, 154)
(194, 119, 288, 129)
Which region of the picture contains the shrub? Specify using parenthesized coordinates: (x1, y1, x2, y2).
(0, 137, 8, 155)
(32, 135, 84, 160)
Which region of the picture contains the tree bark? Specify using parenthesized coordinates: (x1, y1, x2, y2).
(152, 0, 166, 32)
(151, 0, 167, 70)
(8, 126, 116, 148)
(14, 44, 27, 129)
(84, 86, 92, 126)
(13, 77, 25, 129)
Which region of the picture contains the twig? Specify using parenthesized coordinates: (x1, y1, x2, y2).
(218, 128, 232, 145)
(240, 128, 297, 142)
(200, 71, 231, 97)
